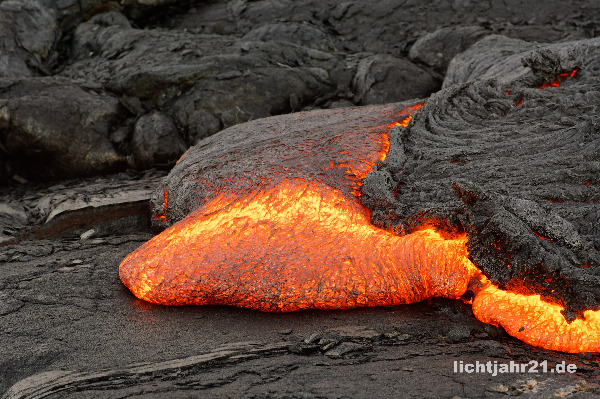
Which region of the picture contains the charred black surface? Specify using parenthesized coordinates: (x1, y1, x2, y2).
(363, 36, 600, 317)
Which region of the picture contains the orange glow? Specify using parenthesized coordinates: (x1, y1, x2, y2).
(153, 189, 168, 223)
(120, 178, 479, 310)
(473, 284, 600, 353)
(538, 67, 580, 89)
(393, 103, 424, 127)
(531, 230, 554, 242)
(120, 100, 599, 353)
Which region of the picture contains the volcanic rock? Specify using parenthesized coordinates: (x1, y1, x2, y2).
(0, 202, 27, 245)
(148, 101, 418, 226)
(242, 22, 336, 52)
(352, 54, 440, 105)
(166, 0, 600, 57)
(0, 77, 128, 180)
(0, 0, 59, 78)
(365, 35, 600, 316)
(61, 16, 338, 142)
(1, 0, 597, 181)
(131, 111, 187, 169)
(3, 0, 600, 396)
(409, 26, 489, 73)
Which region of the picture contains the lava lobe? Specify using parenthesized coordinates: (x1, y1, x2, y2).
(120, 37, 600, 354)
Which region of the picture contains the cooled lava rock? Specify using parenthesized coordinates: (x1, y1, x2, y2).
(147, 101, 416, 226)
(408, 26, 489, 73)
(0, 0, 59, 79)
(131, 111, 187, 169)
(0, 77, 129, 180)
(364, 35, 600, 318)
(352, 54, 440, 105)
(2, 0, 600, 183)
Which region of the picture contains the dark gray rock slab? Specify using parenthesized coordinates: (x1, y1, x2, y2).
(61, 18, 339, 142)
(0, 171, 165, 243)
(166, 0, 600, 57)
(132, 111, 187, 169)
(352, 54, 440, 105)
(242, 22, 337, 52)
(0, 77, 129, 180)
(0, 0, 59, 78)
(409, 26, 489, 73)
(0, 202, 27, 245)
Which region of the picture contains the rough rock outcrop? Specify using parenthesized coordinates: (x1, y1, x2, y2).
(0, 77, 128, 180)
(365, 36, 600, 317)
(0, 0, 59, 78)
(2, 0, 600, 182)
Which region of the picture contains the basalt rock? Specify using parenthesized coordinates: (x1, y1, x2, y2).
(1, 0, 598, 183)
(60, 16, 340, 142)
(131, 111, 187, 169)
(409, 26, 489, 73)
(147, 101, 417, 227)
(165, 0, 600, 57)
(0, 77, 129, 181)
(242, 22, 337, 52)
(0, 0, 59, 78)
(364, 35, 600, 317)
(352, 54, 440, 105)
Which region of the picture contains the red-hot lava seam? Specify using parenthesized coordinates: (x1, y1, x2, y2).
(120, 105, 600, 354)
(507, 68, 580, 107)
(153, 189, 168, 222)
(538, 67, 580, 89)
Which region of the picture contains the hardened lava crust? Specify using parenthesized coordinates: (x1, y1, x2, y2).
(362, 36, 600, 319)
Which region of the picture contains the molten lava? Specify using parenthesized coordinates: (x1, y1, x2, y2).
(120, 179, 478, 310)
(538, 67, 580, 89)
(120, 101, 600, 354)
(473, 284, 600, 353)
(394, 103, 424, 127)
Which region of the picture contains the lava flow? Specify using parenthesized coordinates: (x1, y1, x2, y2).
(474, 284, 600, 353)
(120, 103, 600, 354)
(121, 178, 479, 310)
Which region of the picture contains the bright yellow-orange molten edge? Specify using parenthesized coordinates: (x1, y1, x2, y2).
(474, 284, 600, 353)
(120, 178, 477, 311)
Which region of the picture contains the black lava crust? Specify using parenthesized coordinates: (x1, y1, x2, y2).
(361, 36, 600, 319)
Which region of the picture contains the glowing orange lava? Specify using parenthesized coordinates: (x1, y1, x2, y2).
(394, 103, 424, 127)
(473, 283, 600, 353)
(120, 179, 478, 310)
(538, 67, 580, 89)
(154, 189, 169, 223)
(120, 102, 600, 354)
